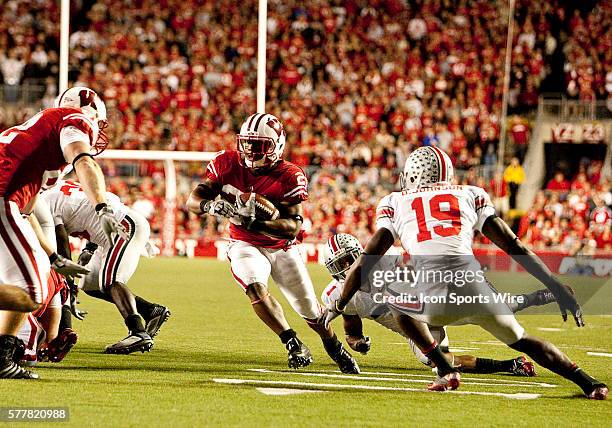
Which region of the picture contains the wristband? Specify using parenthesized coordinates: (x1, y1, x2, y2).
(95, 203, 107, 213)
(49, 253, 59, 264)
(72, 152, 94, 169)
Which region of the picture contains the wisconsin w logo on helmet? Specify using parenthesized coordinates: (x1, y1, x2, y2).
(237, 113, 286, 170)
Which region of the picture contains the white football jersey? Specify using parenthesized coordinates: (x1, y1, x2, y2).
(375, 184, 495, 256)
(41, 180, 128, 247)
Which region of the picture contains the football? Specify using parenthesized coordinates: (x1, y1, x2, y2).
(221, 191, 280, 221)
(241, 192, 280, 221)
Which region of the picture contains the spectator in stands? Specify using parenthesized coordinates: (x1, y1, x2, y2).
(546, 171, 571, 192)
(503, 157, 525, 209)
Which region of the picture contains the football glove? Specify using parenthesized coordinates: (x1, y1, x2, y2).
(96, 204, 128, 245)
(50, 253, 90, 277)
(346, 335, 371, 355)
(235, 193, 257, 220)
(200, 199, 236, 218)
(318, 299, 344, 330)
(66, 277, 87, 321)
(551, 283, 584, 327)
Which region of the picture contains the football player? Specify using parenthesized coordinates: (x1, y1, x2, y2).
(187, 113, 359, 373)
(39, 180, 170, 354)
(0, 86, 126, 379)
(321, 233, 570, 376)
(321, 147, 607, 399)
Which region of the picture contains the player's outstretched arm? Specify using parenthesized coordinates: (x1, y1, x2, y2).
(339, 228, 395, 309)
(246, 202, 303, 240)
(55, 224, 72, 260)
(64, 141, 107, 207)
(481, 215, 584, 326)
(343, 314, 371, 355)
(187, 178, 221, 214)
(321, 228, 395, 328)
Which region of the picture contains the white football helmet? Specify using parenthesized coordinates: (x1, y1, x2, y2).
(323, 233, 363, 281)
(237, 113, 286, 170)
(54, 86, 109, 154)
(400, 146, 454, 191)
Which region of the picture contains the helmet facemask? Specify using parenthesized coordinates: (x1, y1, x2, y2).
(237, 135, 278, 170)
(324, 247, 361, 281)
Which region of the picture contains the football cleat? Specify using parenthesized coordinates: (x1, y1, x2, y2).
(104, 331, 153, 355)
(39, 328, 78, 363)
(12, 338, 25, 364)
(586, 384, 608, 400)
(329, 345, 360, 374)
(0, 361, 39, 379)
(285, 337, 313, 369)
(145, 305, 171, 338)
(509, 356, 537, 377)
(427, 371, 461, 391)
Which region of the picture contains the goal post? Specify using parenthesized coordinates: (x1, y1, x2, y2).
(98, 150, 216, 256)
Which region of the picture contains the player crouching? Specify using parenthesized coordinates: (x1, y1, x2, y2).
(321, 234, 555, 377)
(187, 113, 359, 373)
(16, 271, 78, 365)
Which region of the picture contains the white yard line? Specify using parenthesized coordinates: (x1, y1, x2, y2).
(587, 351, 612, 358)
(213, 378, 540, 400)
(247, 368, 556, 388)
(537, 327, 564, 332)
(256, 387, 324, 396)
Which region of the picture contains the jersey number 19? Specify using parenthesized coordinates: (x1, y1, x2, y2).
(412, 194, 461, 242)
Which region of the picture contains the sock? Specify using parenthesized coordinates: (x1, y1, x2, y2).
(322, 334, 342, 355)
(475, 358, 516, 373)
(279, 329, 297, 344)
(135, 296, 157, 320)
(59, 305, 72, 331)
(566, 365, 601, 394)
(424, 343, 455, 376)
(125, 314, 146, 333)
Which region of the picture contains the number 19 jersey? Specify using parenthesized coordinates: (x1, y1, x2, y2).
(375, 184, 496, 256)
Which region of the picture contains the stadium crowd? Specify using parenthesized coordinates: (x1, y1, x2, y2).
(0, 0, 610, 252)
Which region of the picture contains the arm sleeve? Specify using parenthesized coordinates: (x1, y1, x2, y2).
(321, 281, 358, 316)
(205, 150, 226, 184)
(33, 197, 58, 251)
(60, 126, 91, 155)
(282, 168, 309, 204)
(375, 194, 399, 239)
(471, 186, 496, 232)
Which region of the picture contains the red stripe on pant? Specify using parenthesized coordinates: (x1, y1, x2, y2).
(0, 203, 38, 302)
(26, 315, 38, 351)
(230, 266, 249, 290)
(4, 201, 43, 289)
(103, 219, 131, 288)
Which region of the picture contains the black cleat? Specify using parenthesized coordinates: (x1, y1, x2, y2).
(145, 305, 171, 338)
(0, 361, 39, 379)
(586, 383, 608, 400)
(329, 345, 360, 374)
(104, 331, 153, 355)
(286, 337, 313, 369)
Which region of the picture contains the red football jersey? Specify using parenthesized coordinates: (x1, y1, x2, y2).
(0, 107, 95, 210)
(206, 150, 308, 248)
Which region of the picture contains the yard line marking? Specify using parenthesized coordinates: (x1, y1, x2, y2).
(537, 327, 564, 332)
(310, 370, 557, 387)
(587, 352, 612, 358)
(389, 343, 480, 352)
(213, 378, 541, 399)
(256, 387, 324, 396)
(247, 368, 556, 388)
(468, 341, 610, 352)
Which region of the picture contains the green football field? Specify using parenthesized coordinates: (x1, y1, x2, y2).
(3, 258, 611, 427)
